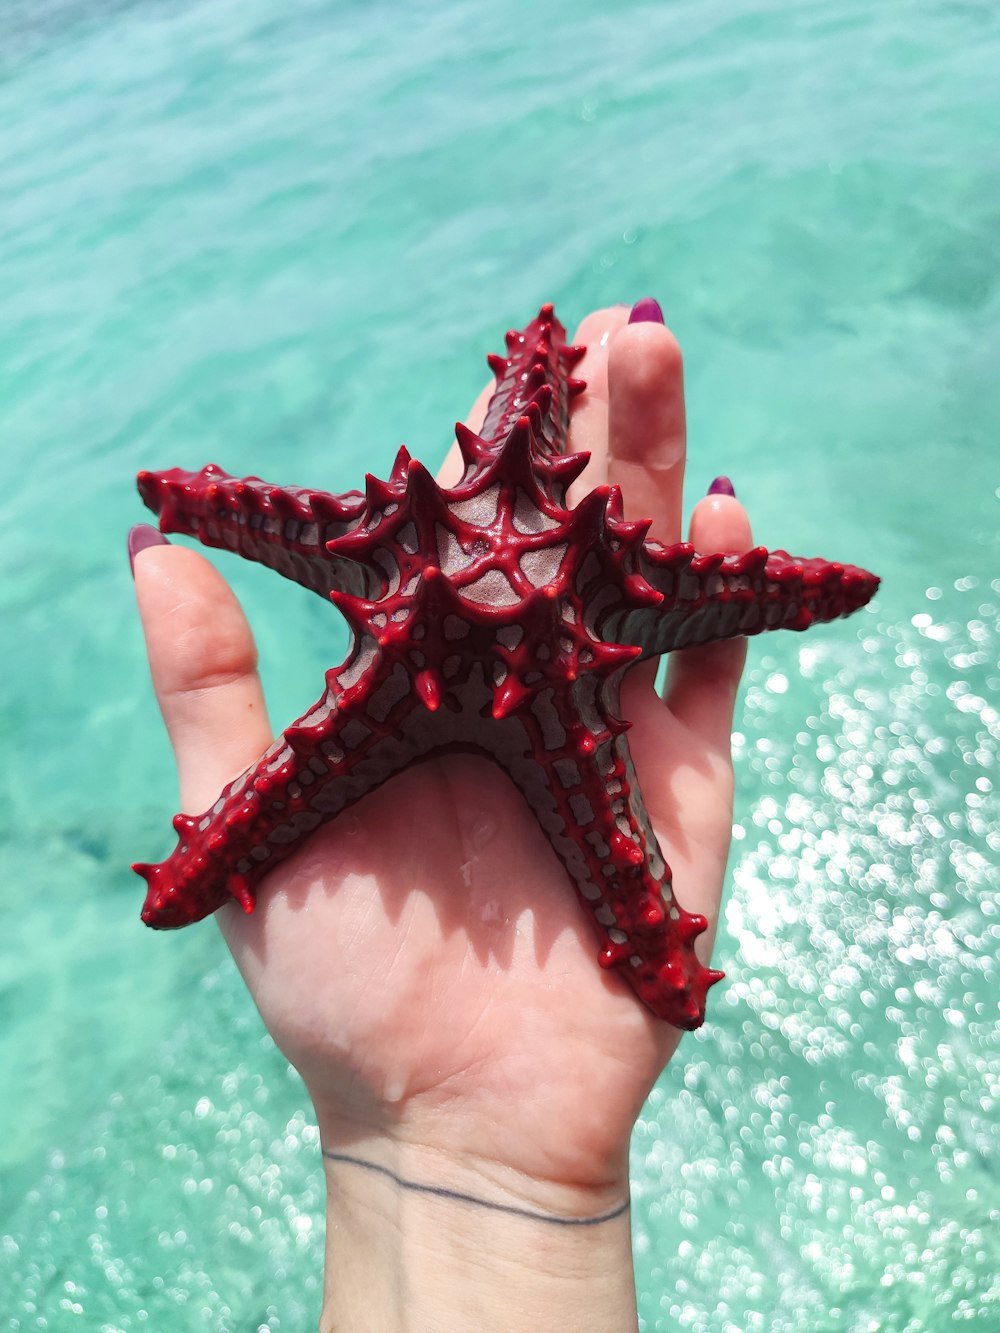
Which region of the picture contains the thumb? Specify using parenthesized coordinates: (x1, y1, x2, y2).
(129, 527, 273, 815)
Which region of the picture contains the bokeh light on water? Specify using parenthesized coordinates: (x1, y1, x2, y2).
(634, 584, 999, 1329)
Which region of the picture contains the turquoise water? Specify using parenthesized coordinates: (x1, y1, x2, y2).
(2, 0, 998, 1326)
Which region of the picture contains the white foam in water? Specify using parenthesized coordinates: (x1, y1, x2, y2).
(1, 0, 998, 1326)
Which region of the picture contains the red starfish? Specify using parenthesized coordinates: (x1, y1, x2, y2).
(133, 304, 878, 1028)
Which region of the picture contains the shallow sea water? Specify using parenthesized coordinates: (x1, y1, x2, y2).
(1, 0, 998, 1327)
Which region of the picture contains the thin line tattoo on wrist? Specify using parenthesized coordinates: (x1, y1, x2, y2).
(323, 1151, 630, 1227)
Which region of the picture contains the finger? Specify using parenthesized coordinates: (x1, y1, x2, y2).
(607, 309, 686, 542)
(131, 531, 273, 814)
(662, 489, 753, 750)
(437, 377, 493, 487)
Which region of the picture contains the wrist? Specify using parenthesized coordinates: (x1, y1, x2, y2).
(318, 1128, 637, 1333)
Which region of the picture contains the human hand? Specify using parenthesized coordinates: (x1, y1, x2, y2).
(131, 301, 752, 1328)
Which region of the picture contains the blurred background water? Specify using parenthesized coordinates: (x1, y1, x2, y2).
(1, 0, 998, 1327)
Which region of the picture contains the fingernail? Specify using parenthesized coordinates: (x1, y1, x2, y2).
(128, 524, 169, 576)
(628, 297, 664, 325)
(707, 476, 736, 497)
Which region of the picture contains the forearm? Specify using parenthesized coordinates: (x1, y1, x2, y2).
(319, 1134, 638, 1333)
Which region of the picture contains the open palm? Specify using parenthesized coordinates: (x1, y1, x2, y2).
(132, 305, 751, 1202)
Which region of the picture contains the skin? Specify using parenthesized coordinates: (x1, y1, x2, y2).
(132, 306, 752, 1331)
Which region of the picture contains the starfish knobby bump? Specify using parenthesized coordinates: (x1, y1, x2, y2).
(133, 304, 878, 1029)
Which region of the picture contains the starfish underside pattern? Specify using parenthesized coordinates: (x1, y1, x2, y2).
(134, 304, 878, 1028)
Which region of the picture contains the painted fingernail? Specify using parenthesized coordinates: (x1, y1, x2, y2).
(707, 476, 736, 497)
(628, 297, 664, 325)
(128, 523, 169, 576)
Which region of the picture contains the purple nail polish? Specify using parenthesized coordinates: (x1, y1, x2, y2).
(707, 476, 736, 498)
(128, 523, 169, 575)
(628, 297, 664, 325)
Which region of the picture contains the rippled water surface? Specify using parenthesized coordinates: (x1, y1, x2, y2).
(1, 0, 998, 1327)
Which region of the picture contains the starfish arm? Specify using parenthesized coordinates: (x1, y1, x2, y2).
(490, 678, 722, 1030)
(457, 304, 586, 499)
(137, 465, 367, 598)
(134, 650, 428, 927)
(608, 543, 880, 659)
